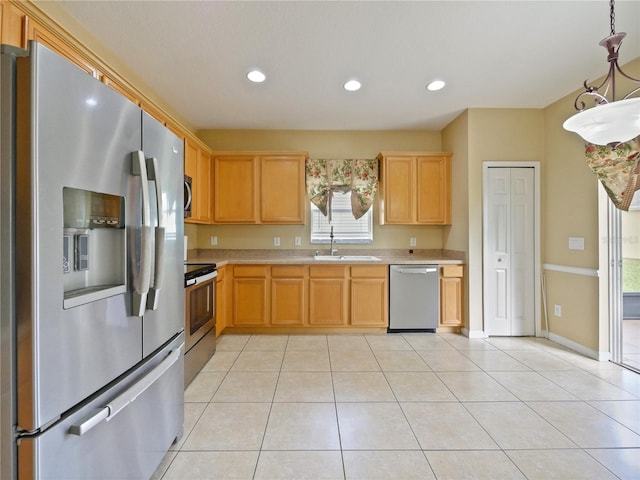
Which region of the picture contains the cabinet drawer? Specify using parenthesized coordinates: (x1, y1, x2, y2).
(350, 265, 388, 278)
(309, 266, 347, 278)
(271, 265, 305, 278)
(234, 265, 268, 277)
(441, 265, 463, 278)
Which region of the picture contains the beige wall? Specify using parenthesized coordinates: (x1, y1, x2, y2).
(442, 111, 470, 328)
(542, 57, 640, 353)
(190, 130, 446, 252)
(446, 109, 545, 335)
(622, 211, 640, 260)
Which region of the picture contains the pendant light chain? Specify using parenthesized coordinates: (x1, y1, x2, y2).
(610, 0, 616, 36)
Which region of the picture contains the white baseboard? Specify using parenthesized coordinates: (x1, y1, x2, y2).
(462, 328, 488, 339)
(547, 332, 610, 361)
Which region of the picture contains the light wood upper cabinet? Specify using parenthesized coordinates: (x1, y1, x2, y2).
(261, 155, 305, 223)
(1, 1, 28, 48)
(212, 151, 307, 224)
(28, 21, 101, 78)
(213, 154, 258, 223)
(378, 152, 452, 225)
(185, 137, 212, 224)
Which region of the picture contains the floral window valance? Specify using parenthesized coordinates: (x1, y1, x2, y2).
(305, 158, 379, 220)
(585, 137, 640, 211)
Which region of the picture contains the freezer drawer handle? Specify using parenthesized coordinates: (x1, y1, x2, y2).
(68, 347, 182, 436)
(145, 156, 165, 311)
(398, 268, 437, 274)
(131, 151, 153, 317)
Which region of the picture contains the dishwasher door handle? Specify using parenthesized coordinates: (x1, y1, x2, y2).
(398, 267, 437, 274)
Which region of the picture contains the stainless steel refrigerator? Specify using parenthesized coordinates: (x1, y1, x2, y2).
(0, 42, 185, 479)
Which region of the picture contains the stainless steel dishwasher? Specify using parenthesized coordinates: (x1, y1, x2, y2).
(389, 265, 439, 332)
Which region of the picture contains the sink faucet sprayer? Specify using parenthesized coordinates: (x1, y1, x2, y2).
(330, 226, 337, 256)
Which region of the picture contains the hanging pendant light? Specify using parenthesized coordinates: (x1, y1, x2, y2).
(563, 0, 640, 146)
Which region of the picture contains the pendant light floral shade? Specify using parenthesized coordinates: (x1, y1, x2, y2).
(585, 136, 640, 210)
(305, 158, 379, 220)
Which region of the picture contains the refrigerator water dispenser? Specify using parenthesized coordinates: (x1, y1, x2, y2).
(63, 187, 126, 308)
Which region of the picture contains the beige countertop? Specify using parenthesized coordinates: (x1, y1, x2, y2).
(187, 248, 465, 267)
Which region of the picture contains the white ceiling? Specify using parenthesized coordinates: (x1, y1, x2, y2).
(50, 1, 640, 131)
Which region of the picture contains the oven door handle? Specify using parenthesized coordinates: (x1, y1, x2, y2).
(68, 347, 182, 436)
(145, 156, 164, 311)
(131, 151, 152, 317)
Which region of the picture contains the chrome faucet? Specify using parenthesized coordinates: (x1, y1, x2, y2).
(329, 226, 338, 256)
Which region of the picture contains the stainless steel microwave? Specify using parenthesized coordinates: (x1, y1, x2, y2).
(184, 174, 192, 218)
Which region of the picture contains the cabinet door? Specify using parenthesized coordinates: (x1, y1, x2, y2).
(271, 278, 306, 325)
(261, 155, 304, 223)
(271, 266, 306, 326)
(185, 139, 211, 223)
(213, 155, 258, 223)
(309, 278, 347, 326)
(382, 156, 415, 224)
(233, 278, 268, 326)
(440, 266, 463, 327)
(215, 266, 226, 336)
(308, 266, 347, 326)
(350, 266, 388, 326)
(417, 155, 451, 224)
(232, 266, 268, 326)
(1, 1, 28, 48)
(196, 149, 212, 223)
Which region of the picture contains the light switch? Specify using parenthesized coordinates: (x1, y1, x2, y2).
(568, 237, 584, 250)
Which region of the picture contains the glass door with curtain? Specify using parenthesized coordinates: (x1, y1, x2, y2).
(618, 191, 640, 371)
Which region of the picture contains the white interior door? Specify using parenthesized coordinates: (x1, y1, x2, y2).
(484, 166, 535, 336)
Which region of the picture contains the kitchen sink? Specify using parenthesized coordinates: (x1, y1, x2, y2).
(313, 255, 382, 262)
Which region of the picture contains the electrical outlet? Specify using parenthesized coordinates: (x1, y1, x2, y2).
(554, 304, 562, 317)
(210, 236, 217, 246)
(410, 237, 417, 247)
(274, 236, 280, 247)
(294, 236, 302, 246)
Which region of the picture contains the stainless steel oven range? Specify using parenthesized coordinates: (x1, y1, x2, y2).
(184, 263, 218, 386)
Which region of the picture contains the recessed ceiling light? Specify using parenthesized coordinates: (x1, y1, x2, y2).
(247, 69, 266, 83)
(426, 80, 446, 91)
(344, 79, 362, 92)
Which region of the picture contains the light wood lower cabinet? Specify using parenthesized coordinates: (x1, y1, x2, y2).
(440, 265, 464, 330)
(215, 266, 226, 336)
(350, 266, 388, 326)
(232, 265, 269, 326)
(271, 266, 306, 325)
(308, 266, 348, 326)
(225, 264, 389, 331)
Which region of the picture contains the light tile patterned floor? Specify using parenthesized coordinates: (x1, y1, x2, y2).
(153, 333, 640, 480)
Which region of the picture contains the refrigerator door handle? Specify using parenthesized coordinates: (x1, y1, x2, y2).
(68, 347, 182, 436)
(145, 156, 164, 311)
(131, 151, 153, 317)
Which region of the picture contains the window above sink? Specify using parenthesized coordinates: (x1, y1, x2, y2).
(310, 191, 373, 244)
